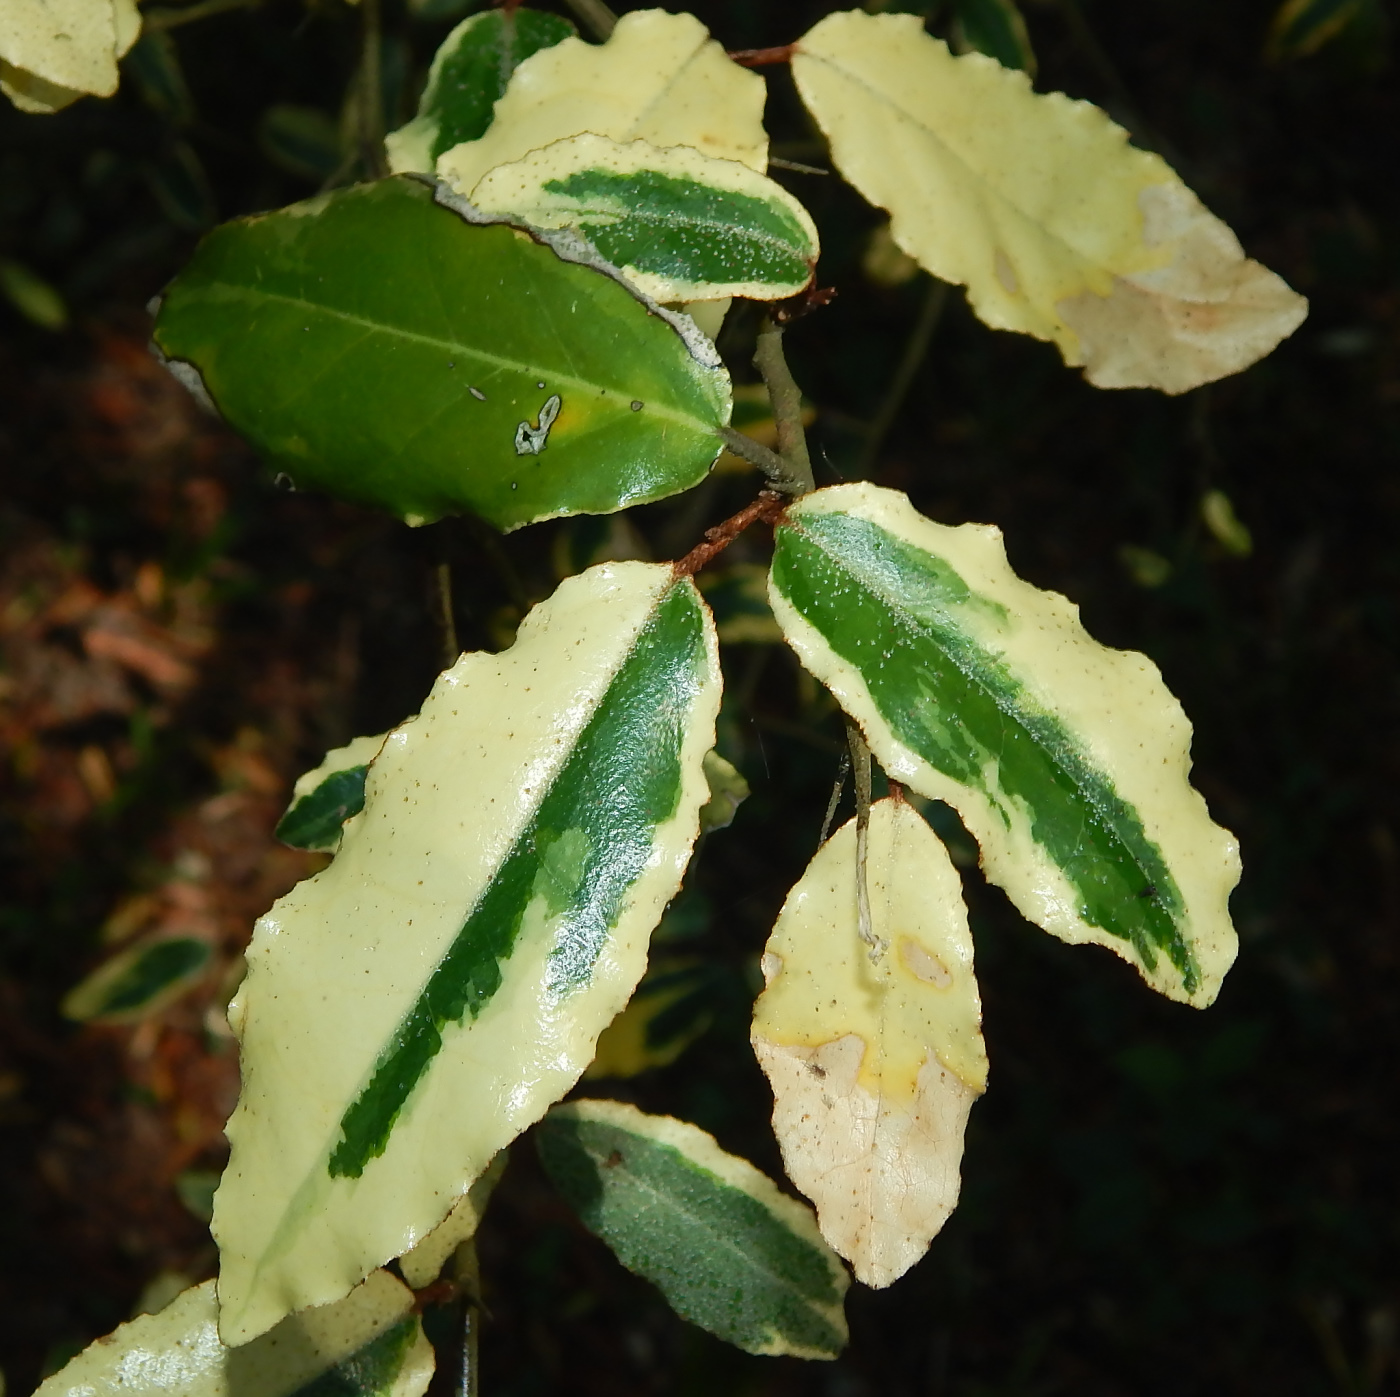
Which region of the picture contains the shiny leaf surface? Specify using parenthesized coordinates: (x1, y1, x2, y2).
(768, 483, 1240, 1007)
(35, 1272, 433, 1397)
(461, 135, 818, 303)
(385, 8, 574, 174)
(153, 176, 730, 531)
(214, 562, 721, 1342)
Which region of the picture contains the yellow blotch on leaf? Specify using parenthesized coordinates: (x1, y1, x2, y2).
(751, 796, 986, 1288)
(792, 10, 1307, 395)
(436, 9, 767, 195)
(1, 0, 140, 113)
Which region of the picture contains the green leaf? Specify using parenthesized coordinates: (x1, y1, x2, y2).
(385, 8, 575, 175)
(152, 175, 731, 531)
(0, 257, 67, 330)
(260, 104, 344, 183)
(1266, 0, 1368, 58)
(214, 562, 721, 1343)
(584, 957, 714, 1078)
(752, 796, 985, 1288)
(143, 139, 215, 230)
(951, 0, 1037, 75)
(62, 935, 210, 1024)
(768, 483, 1240, 1007)
(276, 732, 388, 852)
(460, 134, 819, 303)
(1200, 488, 1253, 557)
(537, 1099, 849, 1359)
(34, 1272, 434, 1397)
(698, 748, 748, 833)
(123, 30, 193, 124)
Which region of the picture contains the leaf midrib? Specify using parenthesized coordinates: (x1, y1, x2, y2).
(195, 282, 720, 435)
(798, 42, 1144, 277)
(789, 519, 1189, 975)
(601, 1141, 841, 1326)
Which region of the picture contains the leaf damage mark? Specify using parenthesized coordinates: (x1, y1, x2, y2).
(515, 392, 562, 455)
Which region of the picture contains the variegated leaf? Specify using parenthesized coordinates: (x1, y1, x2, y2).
(385, 8, 575, 175)
(537, 1099, 849, 1358)
(459, 135, 818, 303)
(276, 732, 389, 853)
(792, 10, 1306, 394)
(153, 176, 731, 532)
(214, 562, 721, 1343)
(767, 483, 1240, 1007)
(62, 934, 211, 1024)
(397, 1150, 507, 1289)
(752, 796, 986, 1288)
(36, 1271, 433, 1397)
(1, 0, 139, 114)
(435, 8, 767, 196)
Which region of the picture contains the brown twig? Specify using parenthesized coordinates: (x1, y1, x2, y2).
(435, 561, 458, 668)
(673, 492, 786, 578)
(727, 44, 796, 67)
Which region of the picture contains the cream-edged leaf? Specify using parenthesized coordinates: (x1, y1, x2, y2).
(0, 0, 139, 112)
(537, 1099, 849, 1359)
(436, 8, 767, 195)
(698, 748, 749, 833)
(214, 561, 721, 1343)
(276, 732, 389, 853)
(36, 1272, 433, 1397)
(397, 1150, 507, 1289)
(385, 8, 575, 174)
(62, 935, 211, 1025)
(792, 10, 1306, 394)
(460, 135, 818, 303)
(753, 797, 985, 1288)
(768, 483, 1240, 1007)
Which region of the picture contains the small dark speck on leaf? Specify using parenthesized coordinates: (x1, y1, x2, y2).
(1139, 884, 1158, 899)
(603, 1150, 624, 1168)
(808, 1063, 827, 1079)
(630, 400, 643, 411)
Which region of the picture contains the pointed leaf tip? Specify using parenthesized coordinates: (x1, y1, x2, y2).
(792, 10, 1305, 394)
(214, 562, 721, 1343)
(538, 1099, 849, 1358)
(768, 483, 1240, 1008)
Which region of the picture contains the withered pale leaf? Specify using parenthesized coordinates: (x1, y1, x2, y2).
(752, 797, 986, 1288)
(792, 10, 1307, 394)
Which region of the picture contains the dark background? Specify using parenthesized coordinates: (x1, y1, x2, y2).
(1, 0, 1396, 1393)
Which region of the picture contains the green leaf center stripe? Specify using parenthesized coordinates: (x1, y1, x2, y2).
(542, 1116, 844, 1353)
(541, 168, 813, 280)
(276, 765, 369, 850)
(197, 282, 715, 436)
(796, 43, 1129, 271)
(774, 511, 1195, 989)
(327, 584, 707, 1179)
(289, 1316, 417, 1397)
(100, 939, 210, 1014)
